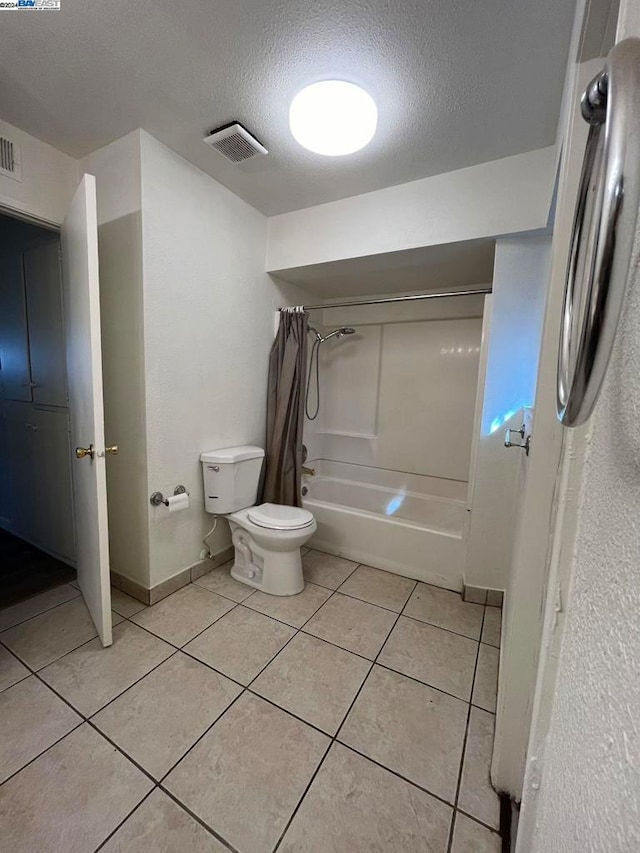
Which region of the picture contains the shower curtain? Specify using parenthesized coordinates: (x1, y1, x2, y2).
(262, 307, 308, 507)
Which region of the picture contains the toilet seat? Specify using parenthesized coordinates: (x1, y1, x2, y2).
(247, 503, 315, 531)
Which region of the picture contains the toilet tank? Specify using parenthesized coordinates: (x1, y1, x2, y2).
(200, 446, 265, 514)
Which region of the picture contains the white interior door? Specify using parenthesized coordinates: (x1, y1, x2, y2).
(61, 174, 112, 646)
(491, 405, 536, 795)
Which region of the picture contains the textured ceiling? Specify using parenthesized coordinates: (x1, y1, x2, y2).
(0, 0, 576, 214)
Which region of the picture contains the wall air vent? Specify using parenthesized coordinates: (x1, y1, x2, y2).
(0, 136, 22, 182)
(203, 122, 268, 163)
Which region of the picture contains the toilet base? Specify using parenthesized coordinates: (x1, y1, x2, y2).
(228, 527, 307, 597)
(230, 549, 305, 596)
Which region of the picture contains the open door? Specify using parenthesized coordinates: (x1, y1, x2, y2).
(491, 406, 537, 795)
(61, 174, 112, 646)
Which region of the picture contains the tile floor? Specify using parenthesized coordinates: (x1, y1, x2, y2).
(0, 549, 502, 853)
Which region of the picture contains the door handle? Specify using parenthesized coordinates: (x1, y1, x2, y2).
(76, 444, 94, 460)
(105, 445, 118, 455)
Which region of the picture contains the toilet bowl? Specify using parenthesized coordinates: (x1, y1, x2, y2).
(228, 503, 316, 595)
(200, 446, 316, 596)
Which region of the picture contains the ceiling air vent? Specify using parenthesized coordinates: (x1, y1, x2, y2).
(203, 122, 268, 163)
(0, 136, 22, 182)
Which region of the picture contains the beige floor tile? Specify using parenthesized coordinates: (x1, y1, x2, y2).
(472, 644, 499, 712)
(481, 607, 502, 648)
(252, 632, 370, 734)
(102, 789, 227, 852)
(243, 582, 331, 628)
(304, 592, 397, 659)
(39, 621, 173, 716)
(302, 550, 358, 589)
(379, 616, 477, 700)
(110, 587, 147, 617)
(404, 583, 484, 639)
(339, 666, 467, 801)
(0, 723, 153, 853)
(451, 812, 501, 852)
(280, 742, 452, 853)
(184, 606, 295, 684)
(192, 564, 256, 602)
(0, 676, 82, 783)
(0, 597, 97, 670)
(93, 652, 241, 779)
(0, 584, 80, 632)
(0, 644, 30, 692)
(339, 564, 415, 612)
(131, 584, 235, 646)
(165, 692, 329, 853)
(459, 707, 501, 830)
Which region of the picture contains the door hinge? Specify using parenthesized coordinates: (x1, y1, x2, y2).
(58, 245, 63, 263)
(552, 582, 564, 631)
(528, 756, 542, 792)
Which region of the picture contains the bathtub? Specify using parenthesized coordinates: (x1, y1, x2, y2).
(303, 461, 468, 591)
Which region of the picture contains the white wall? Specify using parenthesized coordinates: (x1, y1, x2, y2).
(139, 132, 311, 586)
(0, 118, 78, 226)
(305, 294, 483, 487)
(493, 54, 604, 804)
(266, 147, 557, 272)
(465, 236, 551, 591)
(526, 208, 640, 853)
(517, 6, 640, 847)
(80, 132, 150, 588)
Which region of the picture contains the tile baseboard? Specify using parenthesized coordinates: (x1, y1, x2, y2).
(110, 571, 151, 606)
(111, 544, 235, 608)
(190, 545, 234, 582)
(463, 585, 504, 608)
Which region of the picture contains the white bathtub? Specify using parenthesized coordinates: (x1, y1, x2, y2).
(303, 462, 468, 591)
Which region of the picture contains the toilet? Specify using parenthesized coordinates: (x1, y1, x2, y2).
(200, 445, 316, 596)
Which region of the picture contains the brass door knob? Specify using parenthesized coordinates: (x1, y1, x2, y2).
(105, 445, 119, 455)
(76, 444, 94, 460)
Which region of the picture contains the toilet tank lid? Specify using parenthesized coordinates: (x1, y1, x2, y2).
(200, 445, 265, 464)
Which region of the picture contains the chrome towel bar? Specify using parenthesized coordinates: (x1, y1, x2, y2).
(557, 38, 640, 427)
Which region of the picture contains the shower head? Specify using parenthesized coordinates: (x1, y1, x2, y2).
(308, 326, 357, 343)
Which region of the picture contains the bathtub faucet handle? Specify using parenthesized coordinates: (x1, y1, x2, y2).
(302, 465, 316, 477)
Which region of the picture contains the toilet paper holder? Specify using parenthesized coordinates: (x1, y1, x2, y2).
(150, 485, 188, 507)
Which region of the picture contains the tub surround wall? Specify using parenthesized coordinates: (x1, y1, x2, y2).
(305, 293, 484, 489)
(303, 294, 483, 589)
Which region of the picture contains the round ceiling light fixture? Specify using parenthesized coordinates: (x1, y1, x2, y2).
(289, 80, 377, 156)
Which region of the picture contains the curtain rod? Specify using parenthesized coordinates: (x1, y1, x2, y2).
(281, 288, 492, 312)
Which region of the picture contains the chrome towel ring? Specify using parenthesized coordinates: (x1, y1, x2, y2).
(557, 38, 640, 427)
